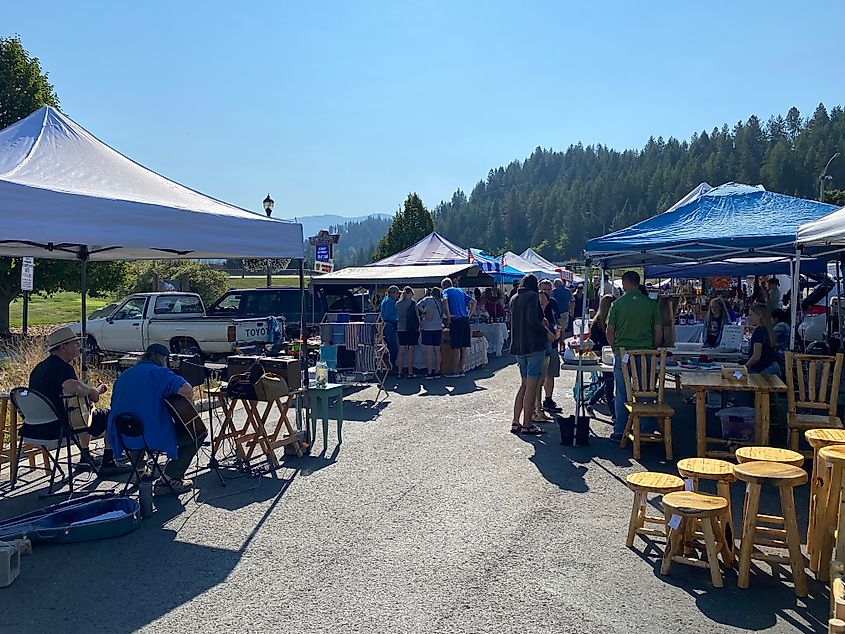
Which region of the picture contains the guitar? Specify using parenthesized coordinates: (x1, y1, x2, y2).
(164, 394, 207, 439)
(64, 393, 93, 432)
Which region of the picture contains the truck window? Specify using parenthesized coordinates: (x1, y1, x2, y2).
(207, 293, 244, 315)
(245, 292, 276, 316)
(271, 291, 309, 315)
(112, 297, 148, 320)
(154, 295, 204, 315)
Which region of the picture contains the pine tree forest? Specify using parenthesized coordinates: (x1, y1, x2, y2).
(433, 104, 845, 262)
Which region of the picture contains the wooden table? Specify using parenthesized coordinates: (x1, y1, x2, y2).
(678, 372, 787, 458)
(665, 347, 743, 361)
(209, 388, 305, 469)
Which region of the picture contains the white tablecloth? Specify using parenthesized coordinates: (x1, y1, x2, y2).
(674, 323, 704, 343)
(472, 322, 508, 357)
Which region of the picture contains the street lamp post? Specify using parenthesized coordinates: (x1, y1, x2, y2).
(820, 152, 841, 202)
(263, 193, 274, 287)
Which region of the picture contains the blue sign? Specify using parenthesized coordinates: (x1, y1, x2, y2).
(315, 244, 330, 262)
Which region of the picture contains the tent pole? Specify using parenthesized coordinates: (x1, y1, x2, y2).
(837, 256, 843, 349)
(298, 257, 310, 446)
(790, 247, 801, 351)
(575, 258, 590, 430)
(80, 247, 89, 378)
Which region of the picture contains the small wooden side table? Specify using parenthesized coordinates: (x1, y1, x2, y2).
(308, 383, 344, 449)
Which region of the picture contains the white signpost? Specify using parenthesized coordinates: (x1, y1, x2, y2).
(21, 257, 34, 335)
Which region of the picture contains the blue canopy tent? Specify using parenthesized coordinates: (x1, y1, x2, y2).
(584, 183, 838, 267)
(644, 257, 828, 279)
(470, 248, 523, 283)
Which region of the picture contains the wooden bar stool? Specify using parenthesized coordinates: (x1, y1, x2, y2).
(735, 446, 805, 468)
(677, 457, 737, 565)
(734, 461, 808, 597)
(817, 446, 845, 585)
(625, 472, 684, 547)
(660, 491, 729, 588)
(806, 429, 845, 575)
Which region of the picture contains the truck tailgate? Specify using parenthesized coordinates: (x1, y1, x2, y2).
(235, 318, 272, 343)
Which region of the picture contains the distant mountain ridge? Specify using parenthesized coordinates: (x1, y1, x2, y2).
(293, 213, 392, 240)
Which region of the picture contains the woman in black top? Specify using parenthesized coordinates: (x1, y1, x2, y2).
(703, 298, 729, 348)
(745, 304, 779, 375)
(586, 294, 615, 419)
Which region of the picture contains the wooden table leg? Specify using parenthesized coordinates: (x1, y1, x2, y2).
(696, 388, 706, 457)
(758, 392, 771, 446)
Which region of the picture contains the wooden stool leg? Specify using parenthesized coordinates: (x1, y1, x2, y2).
(738, 482, 762, 589)
(9, 408, 18, 479)
(660, 521, 683, 575)
(809, 451, 822, 562)
(820, 463, 844, 583)
(702, 517, 724, 588)
(716, 480, 735, 566)
(779, 484, 809, 598)
(0, 398, 7, 475)
(632, 415, 641, 460)
(789, 428, 800, 453)
(812, 458, 833, 573)
(627, 491, 644, 547)
(663, 416, 673, 461)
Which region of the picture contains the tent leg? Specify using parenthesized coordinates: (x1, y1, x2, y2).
(837, 256, 844, 349)
(790, 248, 801, 351)
(298, 258, 310, 446)
(80, 247, 89, 379)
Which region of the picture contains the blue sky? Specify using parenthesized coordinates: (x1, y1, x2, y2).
(5, 1, 845, 218)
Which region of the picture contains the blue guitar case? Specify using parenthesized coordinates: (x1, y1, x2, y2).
(0, 494, 141, 543)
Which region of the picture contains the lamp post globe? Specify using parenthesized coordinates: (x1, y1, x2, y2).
(263, 194, 274, 286)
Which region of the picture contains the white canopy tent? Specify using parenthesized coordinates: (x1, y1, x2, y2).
(0, 107, 304, 260)
(0, 106, 305, 341)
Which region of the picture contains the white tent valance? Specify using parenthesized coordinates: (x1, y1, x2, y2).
(0, 106, 303, 260)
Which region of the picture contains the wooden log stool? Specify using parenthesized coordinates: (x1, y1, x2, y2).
(807, 429, 845, 577)
(817, 446, 845, 586)
(735, 445, 805, 468)
(734, 461, 808, 597)
(625, 472, 685, 548)
(677, 458, 737, 565)
(660, 491, 729, 588)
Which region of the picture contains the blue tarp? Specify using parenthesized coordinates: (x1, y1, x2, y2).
(584, 183, 838, 266)
(644, 257, 828, 279)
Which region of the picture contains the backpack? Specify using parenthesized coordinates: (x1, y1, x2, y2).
(406, 302, 420, 331)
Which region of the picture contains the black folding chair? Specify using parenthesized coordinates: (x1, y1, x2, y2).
(112, 413, 175, 496)
(9, 387, 98, 497)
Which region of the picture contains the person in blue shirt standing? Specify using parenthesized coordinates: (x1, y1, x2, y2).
(552, 279, 574, 334)
(380, 285, 401, 371)
(441, 278, 476, 377)
(107, 343, 201, 494)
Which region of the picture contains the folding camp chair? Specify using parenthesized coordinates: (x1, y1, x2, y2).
(112, 413, 176, 496)
(9, 387, 98, 497)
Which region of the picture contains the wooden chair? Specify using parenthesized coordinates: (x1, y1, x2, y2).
(784, 351, 844, 458)
(618, 348, 674, 460)
(734, 460, 808, 597)
(624, 471, 684, 548)
(660, 491, 730, 588)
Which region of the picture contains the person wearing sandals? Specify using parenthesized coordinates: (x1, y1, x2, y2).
(417, 287, 444, 378)
(395, 286, 420, 378)
(509, 274, 555, 435)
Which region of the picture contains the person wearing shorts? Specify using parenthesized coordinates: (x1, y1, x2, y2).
(508, 275, 554, 435)
(395, 286, 419, 378)
(441, 278, 475, 377)
(539, 279, 562, 413)
(417, 287, 444, 378)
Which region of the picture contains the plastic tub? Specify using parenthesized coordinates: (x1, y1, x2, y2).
(716, 407, 756, 440)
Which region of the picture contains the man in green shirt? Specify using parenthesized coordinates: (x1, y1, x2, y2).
(606, 271, 662, 439)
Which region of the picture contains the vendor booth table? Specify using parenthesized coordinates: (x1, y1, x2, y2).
(678, 372, 787, 458)
(472, 322, 508, 357)
(412, 331, 488, 374)
(673, 324, 704, 344)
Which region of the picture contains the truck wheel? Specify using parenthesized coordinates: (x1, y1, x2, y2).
(171, 338, 203, 361)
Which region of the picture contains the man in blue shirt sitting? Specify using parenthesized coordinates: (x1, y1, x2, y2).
(379, 285, 401, 371)
(441, 278, 476, 377)
(107, 343, 201, 495)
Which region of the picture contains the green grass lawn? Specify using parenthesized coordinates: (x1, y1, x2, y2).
(10, 292, 113, 327)
(226, 275, 303, 289)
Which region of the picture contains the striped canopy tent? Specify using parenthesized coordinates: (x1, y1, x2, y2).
(371, 232, 502, 274)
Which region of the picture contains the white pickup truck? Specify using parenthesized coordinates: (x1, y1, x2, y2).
(70, 292, 278, 358)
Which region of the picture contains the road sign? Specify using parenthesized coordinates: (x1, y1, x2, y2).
(21, 257, 34, 291)
(314, 260, 334, 274)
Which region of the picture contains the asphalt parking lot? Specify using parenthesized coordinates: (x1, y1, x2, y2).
(0, 356, 829, 633)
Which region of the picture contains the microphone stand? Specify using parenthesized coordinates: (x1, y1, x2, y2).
(181, 359, 227, 487)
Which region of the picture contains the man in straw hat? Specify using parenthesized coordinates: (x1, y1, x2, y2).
(25, 326, 128, 474)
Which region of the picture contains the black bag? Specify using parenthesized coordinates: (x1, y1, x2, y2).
(575, 415, 590, 446)
(557, 414, 574, 446)
(406, 302, 420, 332)
(225, 362, 265, 400)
